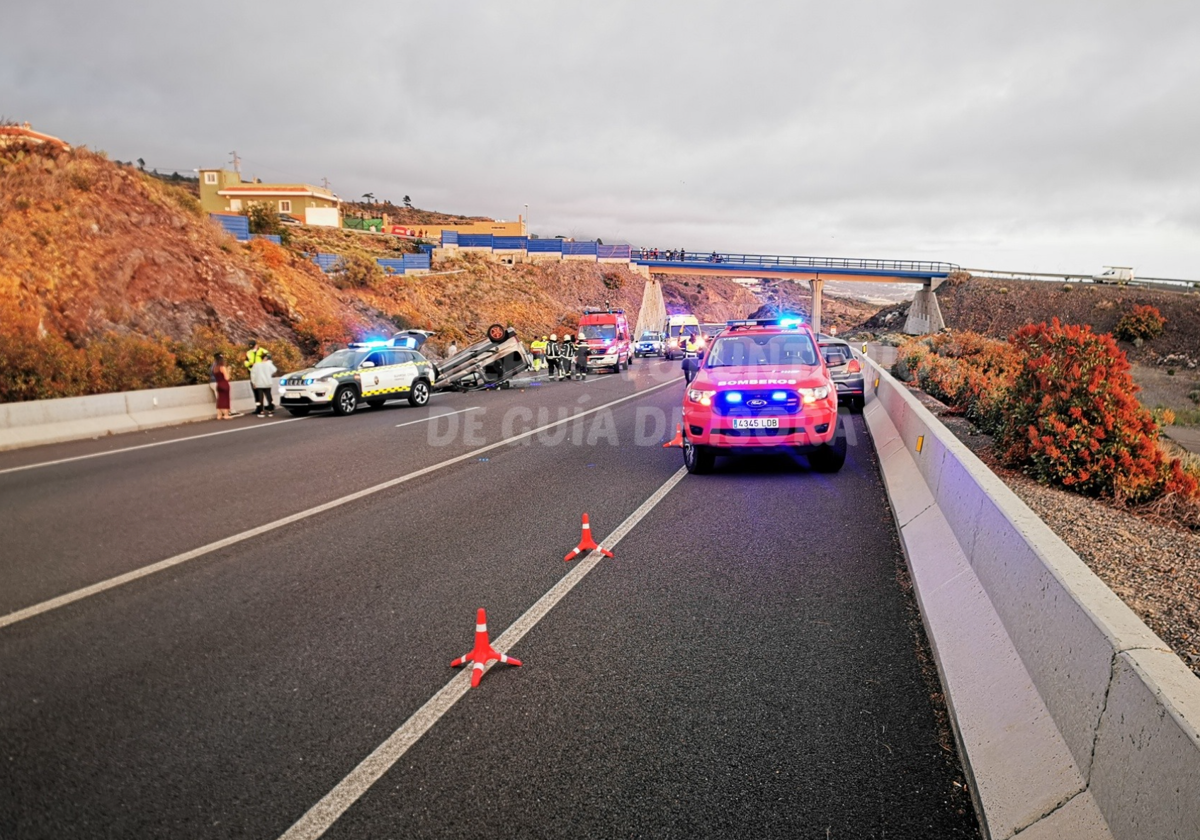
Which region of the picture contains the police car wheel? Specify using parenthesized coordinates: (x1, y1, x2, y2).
(333, 386, 358, 416)
(808, 435, 847, 473)
(683, 439, 715, 474)
(408, 379, 431, 407)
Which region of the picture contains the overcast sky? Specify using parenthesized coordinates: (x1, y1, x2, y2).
(6, 1, 1200, 279)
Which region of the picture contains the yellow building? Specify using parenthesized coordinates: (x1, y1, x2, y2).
(198, 169, 341, 227)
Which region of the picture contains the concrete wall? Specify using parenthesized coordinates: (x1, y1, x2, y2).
(0, 382, 258, 452)
(862, 356, 1200, 840)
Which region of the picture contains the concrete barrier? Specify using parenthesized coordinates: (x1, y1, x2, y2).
(861, 356, 1200, 840)
(0, 381, 258, 452)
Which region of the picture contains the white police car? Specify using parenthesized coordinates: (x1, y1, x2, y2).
(279, 333, 437, 417)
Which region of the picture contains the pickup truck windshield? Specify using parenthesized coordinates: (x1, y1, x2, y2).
(706, 334, 818, 367)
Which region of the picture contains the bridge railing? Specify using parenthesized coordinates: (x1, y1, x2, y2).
(632, 249, 958, 275)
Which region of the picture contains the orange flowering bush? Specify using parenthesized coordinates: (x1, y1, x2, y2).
(994, 319, 1195, 503)
(1114, 304, 1166, 343)
(895, 331, 1022, 433)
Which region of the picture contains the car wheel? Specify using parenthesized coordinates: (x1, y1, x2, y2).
(808, 429, 847, 473)
(367, 398, 386, 409)
(285, 407, 310, 417)
(486, 323, 507, 344)
(333, 386, 358, 416)
(850, 396, 864, 414)
(408, 379, 431, 407)
(683, 438, 715, 474)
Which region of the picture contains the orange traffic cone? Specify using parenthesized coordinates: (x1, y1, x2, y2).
(663, 424, 683, 448)
(450, 608, 522, 688)
(564, 513, 614, 562)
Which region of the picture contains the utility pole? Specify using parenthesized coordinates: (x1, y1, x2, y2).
(228, 151, 241, 175)
(321, 177, 331, 190)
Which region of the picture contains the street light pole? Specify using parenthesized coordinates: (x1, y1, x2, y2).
(524, 204, 529, 235)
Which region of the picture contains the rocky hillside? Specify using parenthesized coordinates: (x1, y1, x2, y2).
(0, 140, 763, 400)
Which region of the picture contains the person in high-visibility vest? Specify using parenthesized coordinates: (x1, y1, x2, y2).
(546, 334, 562, 381)
(244, 339, 267, 372)
(682, 333, 703, 384)
(530, 336, 548, 371)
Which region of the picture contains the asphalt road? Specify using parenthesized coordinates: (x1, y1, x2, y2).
(0, 358, 978, 839)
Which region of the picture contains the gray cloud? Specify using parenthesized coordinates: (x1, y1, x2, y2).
(5, 0, 1199, 277)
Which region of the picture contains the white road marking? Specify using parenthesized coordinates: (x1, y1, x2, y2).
(276, 466, 689, 840)
(0, 378, 683, 631)
(0, 417, 309, 477)
(395, 406, 480, 428)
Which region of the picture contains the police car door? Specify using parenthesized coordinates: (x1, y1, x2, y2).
(360, 351, 395, 399)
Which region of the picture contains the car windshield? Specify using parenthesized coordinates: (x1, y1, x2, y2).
(315, 349, 367, 369)
(640, 332, 659, 341)
(668, 324, 699, 338)
(579, 324, 616, 340)
(706, 334, 819, 367)
(821, 344, 852, 365)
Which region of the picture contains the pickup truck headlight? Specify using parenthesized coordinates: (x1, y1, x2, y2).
(799, 385, 831, 404)
(687, 388, 714, 406)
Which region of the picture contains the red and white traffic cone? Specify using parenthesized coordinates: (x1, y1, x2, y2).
(450, 608, 522, 688)
(564, 513, 614, 562)
(663, 424, 683, 448)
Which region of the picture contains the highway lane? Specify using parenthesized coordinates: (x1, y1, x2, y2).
(0, 359, 978, 838)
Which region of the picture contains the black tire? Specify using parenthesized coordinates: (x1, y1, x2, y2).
(285, 407, 310, 417)
(849, 396, 864, 415)
(332, 386, 358, 416)
(683, 437, 715, 474)
(808, 430, 847, 473)
(486, 323, 507, 344)
(408, 378, 431, 407)
(367, 398, 386, 409)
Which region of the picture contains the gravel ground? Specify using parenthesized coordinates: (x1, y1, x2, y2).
(934, 410, 1200, 679)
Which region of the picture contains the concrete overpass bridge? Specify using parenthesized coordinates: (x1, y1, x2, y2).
(631, 250, 959, 335)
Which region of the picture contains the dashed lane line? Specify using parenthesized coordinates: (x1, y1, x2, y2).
(394, 406, 480, 428)
(0, 378, 682, 631)
(276, 465, 690, 840)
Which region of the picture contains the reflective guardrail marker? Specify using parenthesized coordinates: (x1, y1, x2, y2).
(916, 434, 924, 453)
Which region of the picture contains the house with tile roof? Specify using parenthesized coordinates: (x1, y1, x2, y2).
(198, 168, 341, 227)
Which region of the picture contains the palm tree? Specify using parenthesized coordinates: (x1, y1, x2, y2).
(362, 192, 375, 205)
(403, 195, 412, 208)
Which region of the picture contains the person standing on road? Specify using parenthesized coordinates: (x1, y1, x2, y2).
(530, 335, 547, 371)
(213, 353, 235, 420)
(682, 333, 702, 384)
(250, 351, 278, 417)
(560, 334, 574, 381)
(243, 339, 267, 373)
(546, 334, 562, 381)
(574, 339, 590, 381)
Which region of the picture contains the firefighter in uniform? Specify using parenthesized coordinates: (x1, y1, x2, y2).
(559, 335, 574, 382)
(545, 334, 561, 381)
(574, 338, 590, 381)
(682, 332, 702, 384)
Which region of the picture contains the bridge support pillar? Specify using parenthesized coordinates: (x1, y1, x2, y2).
(809, 278, 824, 337)
(904, 282, 946, 335)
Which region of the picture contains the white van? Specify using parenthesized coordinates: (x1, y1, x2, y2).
(661, 314, 701, 360)
(1092, 266, 1134, 284)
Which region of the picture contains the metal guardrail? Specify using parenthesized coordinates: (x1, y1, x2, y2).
(632, 250, 958, 275)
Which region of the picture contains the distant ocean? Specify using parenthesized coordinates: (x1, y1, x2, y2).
(823, 280, 923, 305)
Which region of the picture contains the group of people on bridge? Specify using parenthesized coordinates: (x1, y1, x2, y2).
(635, 248, 724, 263)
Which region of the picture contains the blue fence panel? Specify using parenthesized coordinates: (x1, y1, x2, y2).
(527, 238, 564, 253)
(403, 253, 431, 271)
(493, 236, 528, 251)
(376, 258, 407, 274)
(313, 253, 343, 273)
(441, 230, 459, 246)
(458, 234, 495, 249)
(418, 243, 435, 254)
(251, 233, 282, 245)
(211, 213, 250, 241)
(597, 244, 630, 259)
(563, 241, 598, 256)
